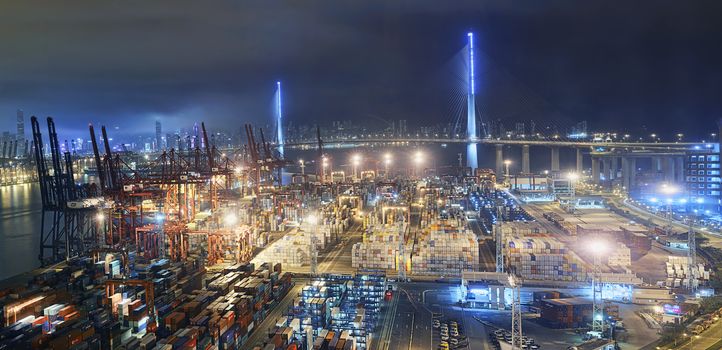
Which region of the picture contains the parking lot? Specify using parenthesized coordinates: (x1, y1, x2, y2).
(433, 316, 470, 350)
(487, 328, 541, 350)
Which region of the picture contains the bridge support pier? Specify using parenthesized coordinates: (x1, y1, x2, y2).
(522, 145, 530, 174)
(467, 142, 478, 171)
(621, 157, 636, 192)
(675, 157, 684, 182)
(610, 157, 618, 180)
(602, 158, 611, 182)
(495, 144, 504, 180)
(550, 147, 560, 173)
(664, 157, 675, 182)
(653, 157, 662, 173)
(576, 148, 583, 175)
(591, 157, 600, 184)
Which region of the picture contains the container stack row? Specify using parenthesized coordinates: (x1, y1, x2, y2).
(410, 222, 479, 276)
(506, 236, 589, 282)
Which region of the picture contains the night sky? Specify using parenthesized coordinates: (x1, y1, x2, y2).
(1, 1, 721, 139)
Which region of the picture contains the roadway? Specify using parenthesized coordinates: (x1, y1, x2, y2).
(674, 318, 722, 350)
(240, 282, 304, 350)
(316, 219, 363, 274)
(468, 219, 495, 271)
(383, 282, 493, 350)
(605, 194, 722, 251)
(282, 137, 703, 150)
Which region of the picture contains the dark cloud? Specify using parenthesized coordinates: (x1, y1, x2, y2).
(0, 1, 721, 139)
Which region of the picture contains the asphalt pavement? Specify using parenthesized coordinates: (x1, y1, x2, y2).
(240, 283, 304, 350)
(674, 317, 722, 350)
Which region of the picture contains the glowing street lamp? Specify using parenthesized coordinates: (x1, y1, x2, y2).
(414, 151, 423, 164)
(224, 212, 238, 227)
(352, 154, 362, 179)
(320, 156, 330, 182)
(659, 183, 679, 233)
(567, 172, 580, 200)
(383, 153, 392, 178)
(588, 238, 609, 336)
(305, 214, 318, 225)
(503, 159, 512, 178)
(660, 183, 679, 195)
(413, 151, 424, 177)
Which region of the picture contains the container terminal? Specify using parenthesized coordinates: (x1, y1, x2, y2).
(1, 117, 721, 350)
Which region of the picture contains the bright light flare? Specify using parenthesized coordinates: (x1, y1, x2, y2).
(587, 238, 610, 256)
(224, 213, 238, 226)
(414, 151, 424, 165)
(384, 152, 392, 165)
(660, 183, 679, 195)
(306, 215, 318, 225)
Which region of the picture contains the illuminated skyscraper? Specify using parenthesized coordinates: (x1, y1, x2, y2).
(16, 109, 25, 156)
(155, 121, 162, 150)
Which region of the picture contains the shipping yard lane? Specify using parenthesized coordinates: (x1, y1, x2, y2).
(240, 283, 304, 350)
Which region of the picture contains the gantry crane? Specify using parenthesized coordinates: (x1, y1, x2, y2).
(32, 117, 99, 265)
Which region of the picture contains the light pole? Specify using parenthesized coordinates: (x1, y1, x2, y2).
(503, 159, 512, 180)
(352, 154, 361, 180)
(299, 159, 305, 175)
(96, 212, 106, 246)
(384, 152, 392, 178)
(321, 156, 329, 183)
(589, 239, 609, 338)
(414, 151, 424, 178)
(306, 214, 318, 276)
(568, 172, 580, 210)
(224, 212, 238, 227)
(660, 183, 679, 235)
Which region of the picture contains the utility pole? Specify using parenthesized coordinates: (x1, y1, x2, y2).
(510, 275, 523, 350)
(688, 213, 698, 292)
(308, 215, 318, 276)
(495, 203, 505, 274)
(591, 251, 605, 336)
(397, 221, 407, 282)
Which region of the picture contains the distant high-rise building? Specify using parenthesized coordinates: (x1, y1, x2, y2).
(155, 121, 162, 151)
(193, 122, 199, 148)
(529, 120, 536, 136)
(399, 120, 407, 135)
(515, 122, 525, 136)
(1, 131, 12, 158)
(16, 110, 25, 156)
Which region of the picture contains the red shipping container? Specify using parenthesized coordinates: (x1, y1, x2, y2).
(272, 334, 284, 348)
(32, 316, 47, 327)
(58, 305, 76, 318)
(223, 310, 235, 324)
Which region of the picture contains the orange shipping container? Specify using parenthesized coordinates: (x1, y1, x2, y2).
(32, 316, 47, 327)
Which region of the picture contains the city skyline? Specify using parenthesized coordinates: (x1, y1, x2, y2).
(1, 1, 722, 139)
